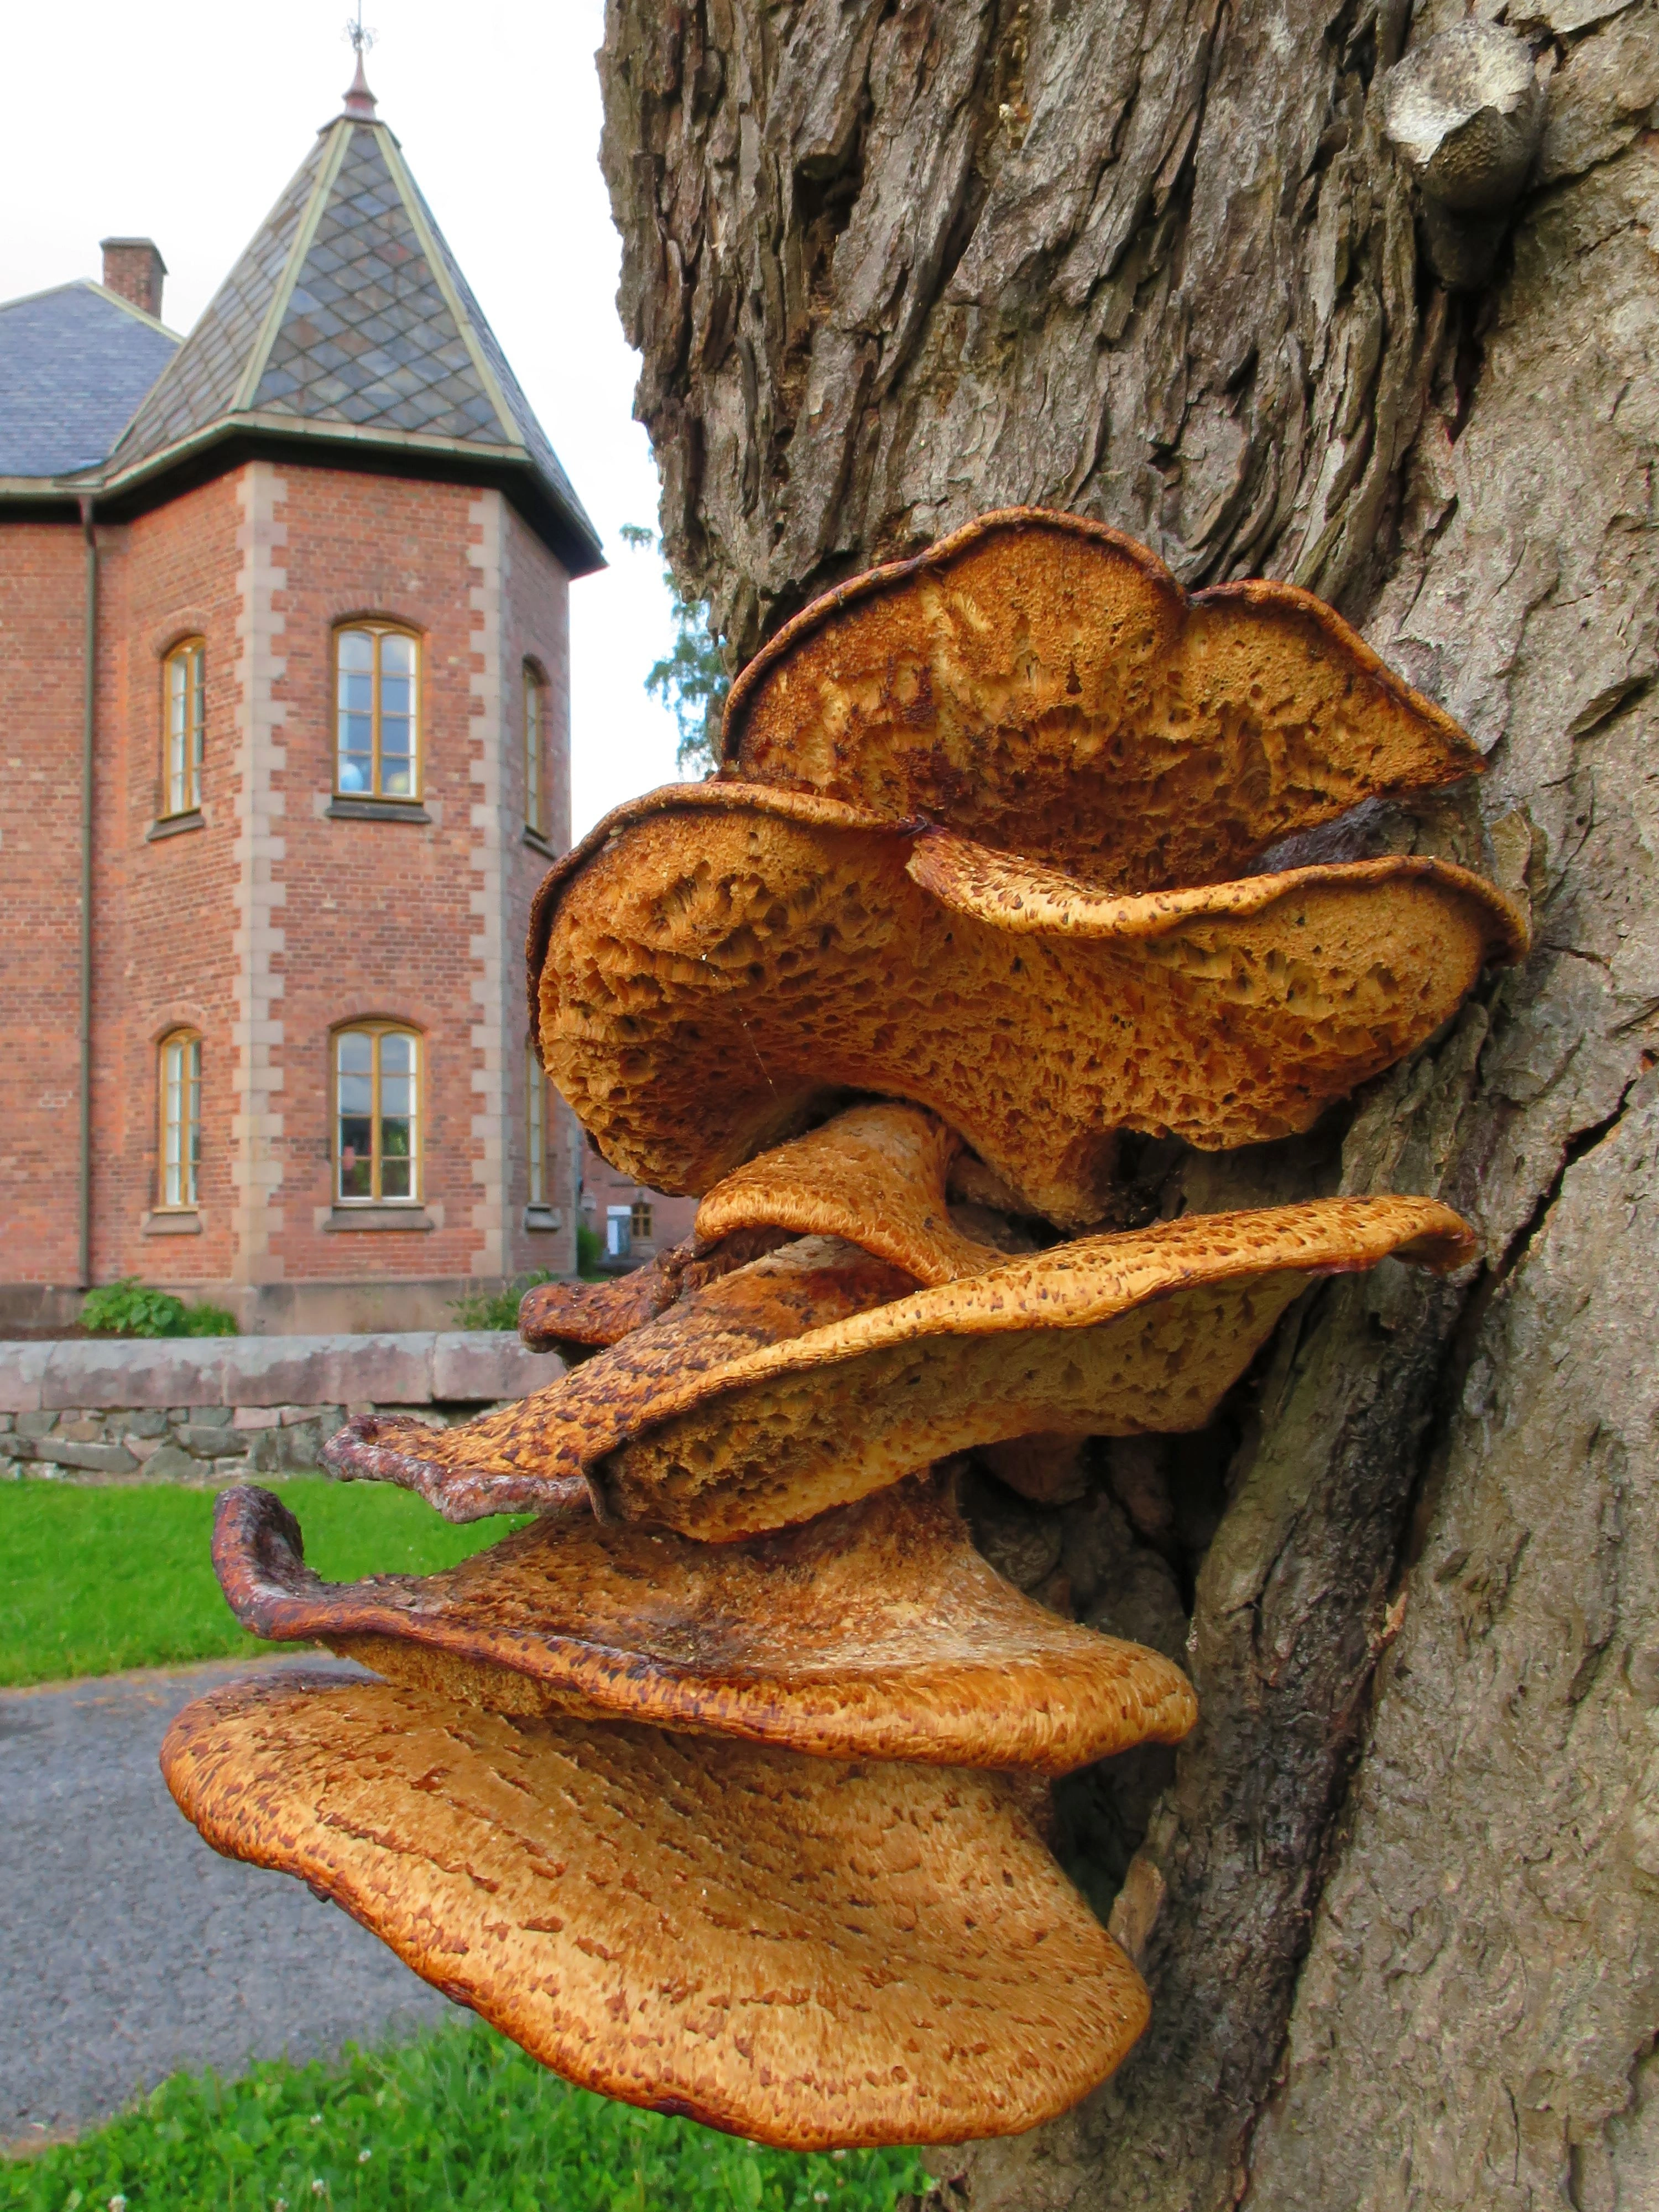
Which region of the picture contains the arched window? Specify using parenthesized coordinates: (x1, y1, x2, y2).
(335, 623, 419, 799)
(157, 1029, 201, 1209)
(335, 1022, 420, 1203)
(524, 661, 548, 836)
(161, 638, 205, 816)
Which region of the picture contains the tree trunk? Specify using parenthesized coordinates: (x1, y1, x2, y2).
(597, 3, 1659, 2204)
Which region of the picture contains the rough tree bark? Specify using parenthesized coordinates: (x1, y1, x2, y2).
(597, 3, 1659, 2204)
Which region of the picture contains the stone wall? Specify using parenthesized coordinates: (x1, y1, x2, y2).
(0, 1330, 564, 1485)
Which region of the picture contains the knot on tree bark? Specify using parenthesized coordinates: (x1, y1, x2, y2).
(1381, 23, 1547, 288)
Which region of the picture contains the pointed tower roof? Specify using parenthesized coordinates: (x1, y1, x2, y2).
(100, 72, 602, 573)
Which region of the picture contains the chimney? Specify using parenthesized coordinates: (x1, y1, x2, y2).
(100, 238, 166, 322)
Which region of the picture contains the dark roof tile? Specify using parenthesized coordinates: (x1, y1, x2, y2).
(0, 283, 178, 478)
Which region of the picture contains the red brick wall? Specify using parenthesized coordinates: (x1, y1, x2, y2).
(0, 522, 87, 1283)
(1, 460, 575, 1313)
(92, 477, 243, 1288)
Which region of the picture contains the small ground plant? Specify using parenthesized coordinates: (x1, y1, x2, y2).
(0, 2020, 927, 2210)
(79, 1281, 239, 1338)
(448, 1271, 554, 1333)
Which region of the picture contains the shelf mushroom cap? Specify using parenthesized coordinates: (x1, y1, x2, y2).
(330, 1232, 917, 1522)
(212, 1467, 1197, 1772)
(161, 1672, 1151, 2150)
(720, 507, 1485, 893)
(324, 1198, 1476, 1542)
(527, 783, 1526, 1226)
(693, 1102, 1004, 1287)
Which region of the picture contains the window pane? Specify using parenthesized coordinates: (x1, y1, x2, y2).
(380, 674, 412, 718)
(338, 1123, 373, 1198)
(379, 1149, 411, 1199)
(338, 1072, 372, 1115)
(378, 740, 413, 796)
(338, 629, 374, 672)
(528, 1061, 545, 1204)
(379, 1033, 412, 1074)
(184, 1037, 200, 1207)
(338, 1031, 373, 1074)
(379, 1072, 411, 1119)
(380, 634, 415, 676)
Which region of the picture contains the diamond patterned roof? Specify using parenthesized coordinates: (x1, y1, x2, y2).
(101, 112, 598, 571)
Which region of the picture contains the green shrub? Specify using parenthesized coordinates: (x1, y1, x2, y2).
(0, 2018, 927, 2210)
(576, 1222, 605, 1277)
(79, 1280, 238, 1338)
(449, 1269, 554, 1332)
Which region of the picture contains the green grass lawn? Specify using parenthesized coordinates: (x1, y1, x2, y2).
(0, 2017, 928, 2210)
(0, 1476, 526, 1689)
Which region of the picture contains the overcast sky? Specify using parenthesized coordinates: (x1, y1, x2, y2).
(0, 0, 684, 838)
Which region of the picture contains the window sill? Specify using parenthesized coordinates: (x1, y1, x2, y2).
(522, 1204, 564, 1232)
(326, 796, 431, 823)
(324, 1204, 435, 1232)
(523, 825, 559, 861)
(143, 1209, 202, 1235)
(147, 810, 204, 842)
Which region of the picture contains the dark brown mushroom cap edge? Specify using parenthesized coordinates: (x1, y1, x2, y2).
(211, 1465, 1199, 1772)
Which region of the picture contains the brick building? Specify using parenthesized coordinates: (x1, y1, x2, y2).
(0, 60, 602, 1331)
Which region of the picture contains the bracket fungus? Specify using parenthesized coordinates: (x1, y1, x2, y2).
(325, 1199, 1475, 1541)
(529, 784, 1523, 1225)
(719, 508, 1483, 893)
(164, 512, 1524, 2152)
(211, 1467, 1197, 1770)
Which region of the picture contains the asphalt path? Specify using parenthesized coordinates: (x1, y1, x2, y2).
(0, 1657, 451, 2150)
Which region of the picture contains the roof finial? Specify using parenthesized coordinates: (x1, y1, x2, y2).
(343, 8, 378, 118)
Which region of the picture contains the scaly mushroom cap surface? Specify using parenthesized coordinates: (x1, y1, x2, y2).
(695, 1103, 1004, 1287)
(528, 785, 1526, 1225)
(325, 1198, 1474, 1541)
(162, 1672, 1149, 2149)
(213, 1468, 1196, 1772)
(721, 508, 1484, 892)
(330, 1233, 916, 1522)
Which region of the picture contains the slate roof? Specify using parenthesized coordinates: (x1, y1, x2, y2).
(101, 105, 601, 572)
(0, 282, 178, 479)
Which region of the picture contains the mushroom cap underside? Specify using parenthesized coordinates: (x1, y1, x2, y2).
(529, 789, 1525, 1225)
(324, 1198, 1475, 1540)
(161, 1671, 1150, 2150)
(719, 507, 1483, 893)
(212, 1469, 1197, 1772)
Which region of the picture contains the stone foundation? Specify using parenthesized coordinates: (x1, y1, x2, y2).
(0, 1332, 564, 1485)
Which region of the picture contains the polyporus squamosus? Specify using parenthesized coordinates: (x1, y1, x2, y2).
(529, 784, 1524, 1226)
(210, 1467, 1197, 1770)
(324, 1199, 1475, 1540)
(164, 513, 1526, 2151)
(161, 1674, 1149, 2150)
(719, 507, 1483, 891)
